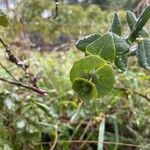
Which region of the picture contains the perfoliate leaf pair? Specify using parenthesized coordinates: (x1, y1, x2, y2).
(70, 56, 115, 101)
(72, 78, 98, 101)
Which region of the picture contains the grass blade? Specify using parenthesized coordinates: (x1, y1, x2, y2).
(97, 117, 105, 150)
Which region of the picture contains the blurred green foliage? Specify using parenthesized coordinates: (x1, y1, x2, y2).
(65, 0, 139, 10)
(0, 1, 150, 150)
(0, 49, 150, 149)
(6, 1, 113, 44)
(97, 0, 139, 10)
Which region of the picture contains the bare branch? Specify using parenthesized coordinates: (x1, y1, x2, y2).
(114, 87, 150, 101)
(0, 77, 48, 95)
(34, 140, 141, 148)
(54, 0, 59, 19)
(0, 38, 29, 72)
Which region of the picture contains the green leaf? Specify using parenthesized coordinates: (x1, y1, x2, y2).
(129, 5, 150, 42)
(70, 56, 115, 99)
(0, 10, 8, 27)
(70, 55, 106, 83)
(136, 39, 150, 70)
(113, 33, 130, 55)
(115, 54, 128, 71)
(112, 33, 129, 71)
(126, 10, 149, 38)
(86, 32, 116, 62)
(75, 33, 101, 52)
(109, 12, 121, 36)
(93, 64, 115, 97)
(72, 78, 98, 101)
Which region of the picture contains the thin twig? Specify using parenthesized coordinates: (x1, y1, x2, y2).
(0, 38, 42, 91)
(50, 124, 58, 150)
(0, 77, 48, 95)
(34, 140, 142, 148)
(0, 38, 29, 72)
(134, 0, 150, 16)
(54, 0, 59, 19)
(80, 128, 94, 149)
(70, 101, 83, 123)
(114, 87, 150, 101)
(140, 143, 150, 150)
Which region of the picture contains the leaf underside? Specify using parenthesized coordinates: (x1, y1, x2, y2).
(75, 33, 101, 52)
(137, 39, 150, 70)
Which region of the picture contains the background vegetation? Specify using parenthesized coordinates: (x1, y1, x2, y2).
(0, 0, 150, 149)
